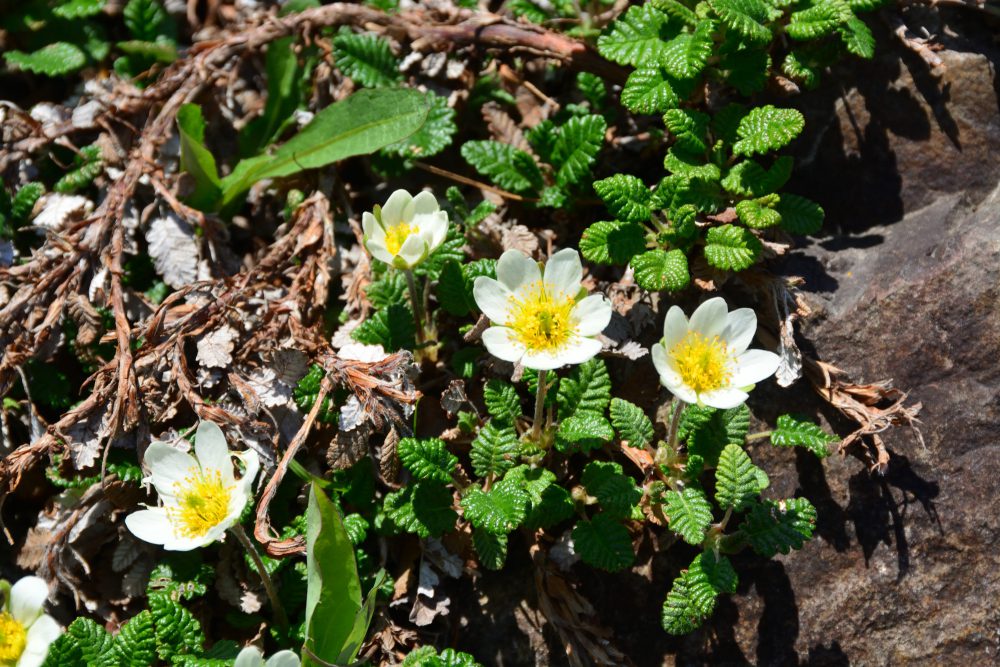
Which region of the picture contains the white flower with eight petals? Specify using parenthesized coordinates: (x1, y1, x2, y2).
(473, 248, 612, 371)
(651, 297, 780, 409)
(0, 576, 61, 667)
(362, 189, 449, 270)
(125, 421, 259, 551)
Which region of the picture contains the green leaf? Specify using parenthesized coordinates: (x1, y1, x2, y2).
(580, 220, 647, 266)
(557, 359, 612, 419)
(679, 404, 751, 467)
(113, 611, 157, 667)
(703, 224, 762, 271)
(715, 444, 762, 511)
(686, 551, 738, 605)
(663, 149, 721, 182)
(707, 0, 774, 45)
(661, 575, 705, 634)
(398, 438, 458, 483)
(593, 174, 652, 223)
(840, 17, 876, 58)
(847, 0, 890, 10)
(735, 194, 782, 229)
(351, 303, 416, 352)
(582, 461, 641, 519)
(711, 103, 748, 146)
(651, 0, 699, 26)
(526, 120, 558, 163)
(782, 50, 823, 89)
(11, 183, 44, 223)
(305, 483, 363, 665)
(461, 480, 529, 534)
(473, 529, 508, 570)
(505, 466, 575, 530)
(663, 487, 713, 545)
(470, 421, 520, 478)
(149, 593, 203, 660)
(610, 398, 655, 448)
(664, 108, 710, 155)
(631, 249, 690, 292)
(771, 414, 837, 457)
(436, 260, 469, 316)
(176, 104, 222, 211)
(620, 67, 686, 114)
(556, 412, 614, 453)
(124, 0, 175, 41)
(461, 141, 543, 194)
(5, 43, 88, 76)
(53, 0, 106, 19)
(552, 115, 606, 187)
(742, 497, 817, 557)
(220, 88, 429, 209)
(787, 0, 852, 41)
(732, 105, 805, 157)
(239, 36, 304, 157)
(721, 156, 793, 197)
(382, 91, 457, 159)
(576, 72, 607, 109)
(384, 481, 457, 538)
(41, 617, 114, 667)
(343, 513, 370, 545)
(483, 380, 521, 424)
(720, 46, 771, 96)
(661, 21, 715, 80)
(596, 4, 679, 66)
(333, 31, 402, 87)
(776, 193, 824, 234)
(573, 514, 635, 572)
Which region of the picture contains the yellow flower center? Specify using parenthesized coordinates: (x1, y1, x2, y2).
(169, 469, 233, 539)
(670, 331, 731, 395)
(0, 612, 26, 664)
(509, 281, 576, 351)
(384, 222, 415, 255)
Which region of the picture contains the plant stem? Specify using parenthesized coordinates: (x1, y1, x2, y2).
(745, 431, 773, 442)
(667, 399, 684, 450)
(230, 523, 288, 632)
(532, 369, 549, 442)
(404, 269, 427, 347)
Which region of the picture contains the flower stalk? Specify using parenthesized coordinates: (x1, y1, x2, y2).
(532, 369, 549, 442)
(230, 523, 289, 632)
(404, 269, 427, 347)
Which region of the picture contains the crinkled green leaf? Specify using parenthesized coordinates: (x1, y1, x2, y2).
(776, 193, 824, 235)
(631, 249, 690, 292)
(771, 414, 837, 457)
(557, 358, 612, 419)
(609, 398, 655, 448)
(703, 224, 762, 271)
(351, 303, 416, 352)
(573, 514, 635, 572)
(715, 444, 762, 511)
(461, 141, 543, 194)
(742, 497, 817, 557)
(470, 421, 520, 478)
(735, 194, 782, 229)
(552, 114, 606, 187)
(593, 174, 652, 223)
(707, 0, 774, 45)
(663, 487, 713, 545)
(597, 4, 679, 66)
(473, 528, 508, 570)
(461, 480, 529, 534)
(582, 461, 642, 519)
(579, 220, 647, 266)
(5, 43, 88, 76)
(732, 105, 805, 157)
(333, 31, 402, 87)
(398, 437, 458, 483)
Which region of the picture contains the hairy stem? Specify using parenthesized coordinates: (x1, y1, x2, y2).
(667, 399, 684, 450)
(745, 431, 773, 442)
(404, 269, 427, 347)
(230, 523, 288, 631)
(532, 369, 549, 442)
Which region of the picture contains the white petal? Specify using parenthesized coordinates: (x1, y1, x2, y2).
(411, 190, 440, 216)
(195, 421, 233, 483)
(481, 327, 526, 363)
(365, 237, 395, 266)
(144, 442, 197, 499)
(426, 212, 449, 250)
(650, 343, 670, 381)
(381, 189, 412, 225)
(699, 387, 749, 410)
(9, 577, 48, 627)
(665, 381, 698, 405)
(495, 249, 540, 292)
(237, 449, 260, 497)
(571, 295, 612, 336)
(652, 345, 697, 403)
(551, 336, 603, 366)
(265, 650, 302, 667)
(18, 614, 61, 667)
(722, 307, 757, 354)
(542, 248, 583, 296)
(472, 277, 513, 324)
(731, 349, 780, 387)
(662, 305, 689, 351)
(518, 348, 566, 371)
(361, 211, 380, 237)
(234, 647, 266, 667)
(125, 508, 175, 547)
(688, 297, 729, 339)
(394, 233, 425, 268)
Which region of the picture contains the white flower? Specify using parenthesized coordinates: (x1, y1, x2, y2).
(473, 248, 613, 371)
(651, 297, 780, 409)
(125, 421, 259, 551)
(362, 189, 449, 269)
(234, 646, 300, 667)
(0, 576, 61, 667)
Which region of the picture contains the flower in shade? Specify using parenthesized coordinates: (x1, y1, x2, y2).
(473, 248, 612, 371)
(651, 297, 780, 409)
(0, 576, 61, 667)
(362, 189, 449, 269)
(125, 421, 259, 551)
(234, 646, 300, 667)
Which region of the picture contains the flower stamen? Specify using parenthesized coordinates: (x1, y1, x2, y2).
(169, 469, 233, 539)
(384, 222, 415, 255)
(669, 331, 731, 395)
(0, 612, 26, 663)
(509, 281, 575, 351)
